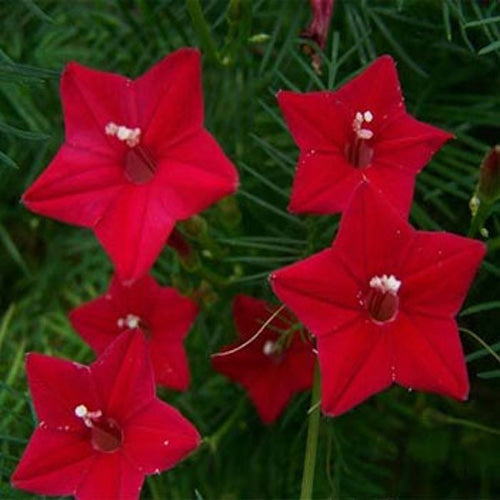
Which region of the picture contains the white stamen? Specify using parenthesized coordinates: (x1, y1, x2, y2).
(74, 404, 102, 428)
(352, 110, 374, 141)
(369, 274, 401, 295)
(117, 313, 141, 330)
(105, 121, 141, 147)
(263, 340, 276, 356)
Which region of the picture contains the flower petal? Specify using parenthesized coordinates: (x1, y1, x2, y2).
(150, 342, 190, 390)
(26, 353, 97, 430)
(69, 295, 121, 354)
(22, 145, 124, 227)
(76, 452, 144, 500)
(11, 427, 95, 497)
(288, 150, 359, 214)
(277, 90, 350, 150)
(333, 182, 415, 281)
(334, 55, 404, 120)
(95, 184, 175, 282)
(155, 130, 238, 219)
(62, 62, 134, 153)
(270, 248, 362, 337)
(136, 48, 203, 153)
(318, 320, 392, 416)
(376, 114, 453, 174)
(124, 400, 200, 474)
(91, 331, 155, 422)
(393, 314, 469, 400)
(402, 231, 485, 318)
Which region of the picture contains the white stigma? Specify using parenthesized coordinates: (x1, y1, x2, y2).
(105, 122, 141, 147)
(353, 110, 374, 140)
(369, 274, 401, 295)
(117, 313, 141, 329)
(74, 404, 102, 428)
(262, 340, 276, 356)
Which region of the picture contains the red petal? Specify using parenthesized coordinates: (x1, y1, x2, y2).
(149, 287, 198, 339)
(318, 321, 392, 416)
(288, 150, 359, 214)
(364, 162, 416, 217)
(11, 427, 95, 497)
(136, 48, 203, 154)
(124, 400, 200, 474)
(376, 114, 453, 174)
(22, 145, 124, 227)
(155, 130, 238, 219)
(150, 342, 190, 390)
(334, 55, 404, 120)
(402, 231, 485, 318)
(95, 184, 175, 282)
(393, 314, 469, 399)
(76, 452, 144, 500)
(91, 331, 155, 422)
(333, 182, 415, 281)
(26, 353, 97, 430)
(270, 248, 362, 337)
(277, 90, 350, 150)
(62, 62, 134, 153)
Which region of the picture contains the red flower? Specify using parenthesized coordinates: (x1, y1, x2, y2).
(69, 274, 197, 390)
(270, 183, 485, 417)
(212, 295, 315, 424)
(11, 331, 200, 499)
(22, 48, 239, 282)
(278, 55, 452, 216)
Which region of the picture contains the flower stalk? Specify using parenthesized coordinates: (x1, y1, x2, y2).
(300, 361, 321, 500)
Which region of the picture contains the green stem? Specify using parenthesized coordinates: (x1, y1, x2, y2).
(186, 0, 220, 64)
(300, 362, 321, 500)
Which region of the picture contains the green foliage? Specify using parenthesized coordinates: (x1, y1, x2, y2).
(0, 0, 499, 498)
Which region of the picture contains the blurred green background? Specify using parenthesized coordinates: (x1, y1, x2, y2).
(1, 0, 500, 498)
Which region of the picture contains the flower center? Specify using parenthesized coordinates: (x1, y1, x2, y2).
(105, 122, 157, 184)
(364, 274, 401, 323)
(345, 110, 374, 168)
(117, 314, 152, 339)
(74, 404, 123, 453)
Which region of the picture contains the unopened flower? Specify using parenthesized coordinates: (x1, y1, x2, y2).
(22, 48, 239, 282)
(212, 295, 315, 424)
(278, 55, 453, 216)
(70, 274, 197, 390)
(476, 145, 500, 203)
(300, 0, 335, 73)
(270, 182, 485, 417)
(11, 331, 200, 499)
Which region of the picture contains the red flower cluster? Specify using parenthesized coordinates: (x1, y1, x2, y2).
(212, 295, 315, 424)
(14, 48, 239, 498)
(271, 56, 485, 416)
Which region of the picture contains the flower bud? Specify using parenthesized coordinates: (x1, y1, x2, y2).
(477, 145, 500, 203)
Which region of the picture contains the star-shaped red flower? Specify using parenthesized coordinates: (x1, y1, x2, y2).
(11, 330, 200, 499)
(270, 183, 485, 417)
(69, 274, 197, 391)
(22, 48, 239, 282)
(212, 295, 315, 424)
(278, 55, 452, 216)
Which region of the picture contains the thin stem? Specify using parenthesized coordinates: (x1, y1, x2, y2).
(460, 327, 500, 365)
(300, 362, 321, 500)
(186, 0, 220, 64)
(211, 305, 286, 357)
